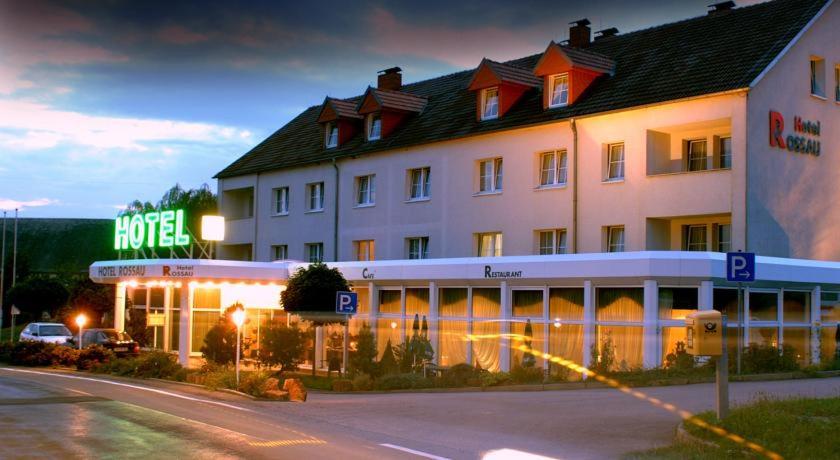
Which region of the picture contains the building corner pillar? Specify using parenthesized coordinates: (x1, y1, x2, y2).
(114, 284, 126, 331)
(500, 281, 510, 372)
(428, 281, 439, 365)
(643, 280, 659, 369)
(699, 281, 714, 311)
(582, 280, 595, 377)
(811, 285, 821, 365)
(178, 286, 191, 367)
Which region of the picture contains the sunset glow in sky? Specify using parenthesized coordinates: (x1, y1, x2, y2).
(0, 0, 763, 218)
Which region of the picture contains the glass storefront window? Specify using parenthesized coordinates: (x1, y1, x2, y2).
(749, 291, 778, 322)
(353, 287, 370, 315)
(661, 326, 687, 366)
(549, 323, 583, 378)
(783, 291, 809, 323)
(471, 320, 500, 371)
(658, 288, 698, 320)
(440, 288, 468, 317)
(512, 290, 543, 317)
(596, 288, 643, 322)
(193, 287, 221, 309)
(821, 292, 840, 323)
(150, 288, 164, 309)
(596, 325, 643, 371)
(438, 320, 468, 366)
(191, 310, 220, 353)
(548, 288, 583, 321)
(510, 321, 545, 368)
(749, 326, 778, 347)
(820, 326, 839, 364)
(378, 290, 401, 314)
(405, 288, 429, 316)
(714, 288, 740, 323)
(783, 328, 810, 366)
(472, 288, 500, 318)
(131, 288, 148, 306)
(376, 318, 402, 359)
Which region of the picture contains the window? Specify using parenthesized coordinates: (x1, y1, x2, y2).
(687, 140, 707, 171)
(810, 57, 825, 97)
(356, 175, 375, 206)
(354, 240, 375, 261)
(835, 65, 840, 102)
(305, 243, 323, 262)
(367, 114, 381, 141)
(407, 237, 429, 259)
(538, 229, 567, 255)
(539, 150, 568, 186)
(306, 182, 324, 212)
(478, 158, 503, 193)
(549, 74, 569, 107)
(271, 244, 288, 261)
(606, 226, 625, 252)
(477, 232, 502, 257)
(325, 123, 338, 148)
(481, 87, 499, 120)
(716, 224, 731, 252)
(408, 167, 431, 200)
(606, 143, 625, 181)
(273, 187, 289, 215)
(719, 137, 732, 169)
(684, 225, 707, 251)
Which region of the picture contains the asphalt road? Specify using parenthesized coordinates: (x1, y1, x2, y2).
(0, 367, 837, 460)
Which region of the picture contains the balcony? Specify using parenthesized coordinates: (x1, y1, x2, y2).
(646, 118, 732, 176)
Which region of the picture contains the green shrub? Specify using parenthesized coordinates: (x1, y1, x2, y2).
(740, 343, 799, 374)
(134, 351, 183, 379)
(77, 345, 115, 370)
(351, 373, 373, 391)
(664, 341, 695, 370)
(238, 370, 273, 397)
(375, 373, 435, 390)
(331, 379, 354, 392)
(51, 346, 80, 367)
(480, 371, 512, 388)
(258, 322, 306, 375)
(441, 363, 479, 387)
(202, 367, 238, 390)
(10, 341, 56, 366)
(0, 342, 14, 363)
(100, 357, 140, 376)
(349, 323, 378, 377)
(510, 364, 544, 384)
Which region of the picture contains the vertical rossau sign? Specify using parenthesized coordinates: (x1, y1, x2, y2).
(114, 209, 191, 251)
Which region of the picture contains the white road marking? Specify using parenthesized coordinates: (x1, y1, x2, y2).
(0, 368, 253, 412)
(379, 443, 451, 460)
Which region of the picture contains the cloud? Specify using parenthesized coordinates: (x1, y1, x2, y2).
(157, 25, 209, 45)
(0, 198, 57, 211)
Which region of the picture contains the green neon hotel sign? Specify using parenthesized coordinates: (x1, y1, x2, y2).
(114, 209, 191, 250)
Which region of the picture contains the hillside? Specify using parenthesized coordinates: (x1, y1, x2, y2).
(0, 218, 114, 275)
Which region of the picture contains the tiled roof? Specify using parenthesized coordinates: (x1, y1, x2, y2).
(561, 46, 616, 74)
(319, 97, 362, 120)
(361, 88, 428, 113)
(481, 59, 542, 87)
(216, 0, 827, 179)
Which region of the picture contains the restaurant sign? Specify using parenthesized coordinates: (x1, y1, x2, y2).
(769, 111, 821, 156)
(115, 209, 191, 250)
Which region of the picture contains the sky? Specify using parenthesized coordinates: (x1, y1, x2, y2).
(0, 0, 765, 219)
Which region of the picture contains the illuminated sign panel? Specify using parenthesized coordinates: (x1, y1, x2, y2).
(769, 111, 821, 156)
(115, 210, 190, 250)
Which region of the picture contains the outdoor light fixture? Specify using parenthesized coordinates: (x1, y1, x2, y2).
(75, 314, 87, 350)
(201, 215, 225, 241)
(553, 318, 562, 328)
(231, 308, 246, 386)
(390, 321, 397, 329)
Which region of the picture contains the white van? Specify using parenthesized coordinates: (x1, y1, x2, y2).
(20, 323, 73, 345)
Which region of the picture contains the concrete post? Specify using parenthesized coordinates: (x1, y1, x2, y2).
(163, 285, 172, 352)
(643, 280, 659, 369)
(582, 280, 595, 375)
(114, 284, 126, 331)
(699, 281, 714, 310)
(369, 282, 379, 355)
(466, 287, 474, 367)
(428, 281, 439, 364)
(178, 286, 191, 366)
(811, 285, 821, 365)
(314, 326, 324, 370)
(500, 281, 510, 372)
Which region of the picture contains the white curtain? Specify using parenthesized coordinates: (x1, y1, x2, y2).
(405, 288, 429, 316)
(354, 288, 370, 314)
(439, 320, 468, 366)
(379, 290, 401, 314)
(377, 318, 402, 359)
(512, 290, 543, 317)
(597, 325, 643, 371)
(510, 321, 545, 368)
(440, 288, 467, 317)
(661, 326, 687, 366)
(471, 321, 500, 371)
(549, 288, 584, 320)
(597, 288, 644, 322)
(473, 288, 500, 317)
(550, 324, 584, 378)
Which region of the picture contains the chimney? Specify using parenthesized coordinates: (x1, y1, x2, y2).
(708, 1, 735, 15)
(594, 27, 619, 41)
(569, 19, 591, 48)
(377, 67, 402, 91)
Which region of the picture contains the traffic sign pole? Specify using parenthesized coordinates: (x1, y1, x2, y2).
(736, 282, 742, 375)
(716, 315, 729, 420)
(343, 314, 349, 376)
(335, 291, 358, 376)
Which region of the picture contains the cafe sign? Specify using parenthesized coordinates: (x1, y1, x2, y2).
(115, 210, 191, 251)
(769, 111, 821, 156)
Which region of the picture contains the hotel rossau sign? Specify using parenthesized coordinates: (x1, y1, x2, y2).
(769, 110, 821, 156)
(114, 209, 191, 250)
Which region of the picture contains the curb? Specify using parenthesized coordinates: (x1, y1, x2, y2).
(674, 421, 719, 449)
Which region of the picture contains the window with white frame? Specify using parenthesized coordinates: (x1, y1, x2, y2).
(606, 143, 625, 181)
(367, 114, 381, 141)
(478, 158, 503, 193)
(810, 56, 825, 97)
(306, 182, 324, 211)
(539, 150, 568, 186)
(477, 232, 502, 257)
(687, 139, 707, 172)
(549, 74, 569, 107)
(719, 137, 732, 169)
(684, 225, 707, 251)
(408, 167, 431, 200)
(354, 240, 375, 261)
(271, 244, 288, 261)
(481, 87, 499, 120)
(356, 174, 375, 206)
(716, 224, 731, 252)
(538, 229, 567, 255)
(325, 123, 338, 148)
(606, 226, 625, 252)
(273, 187, 289, 215)
(407, 237, 429, 259)
(835, 65, 839, 102)
(305, 242, 323, 262)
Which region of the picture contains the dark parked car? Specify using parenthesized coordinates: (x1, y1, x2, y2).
(71, 329, 140, 356)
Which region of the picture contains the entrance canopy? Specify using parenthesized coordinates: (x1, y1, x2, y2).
(89, 258, 291, 285)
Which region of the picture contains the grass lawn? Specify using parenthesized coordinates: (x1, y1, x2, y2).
(626, 396, 840, 459)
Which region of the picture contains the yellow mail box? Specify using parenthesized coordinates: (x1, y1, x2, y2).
(685, 310, 723, 356)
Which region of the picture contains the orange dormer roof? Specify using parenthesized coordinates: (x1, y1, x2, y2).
(534, 41, 615, 77)
(357, 87, 427, 115)
(467, 58, 541, 91)
(317, 97, 363, 123)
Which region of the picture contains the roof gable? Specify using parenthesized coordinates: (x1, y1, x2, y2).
(467, 58, 541, 91)
(534, 41, 615, 76)
(357, 87, 428, 115)
(317, 97, 362, 123)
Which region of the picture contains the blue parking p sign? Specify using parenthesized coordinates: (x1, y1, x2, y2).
(335, 291, 358, 315)
(726, 252, 755, 282)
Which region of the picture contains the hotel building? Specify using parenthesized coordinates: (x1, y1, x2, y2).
(93, 0, 839, 371)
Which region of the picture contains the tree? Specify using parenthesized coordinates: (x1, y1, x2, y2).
(280, 263, 350, 324)
(394, 314, 435, 374)
(521, 319, 536, 368)
(124, 299, 152, 347)
(200, 303, 246, 365)
(66, 278, 115, 327)
(349, 322, 377, 377)
(7, 277, 69, 322)
(378, 339, 399, 376)
(259, 321, 306, 376)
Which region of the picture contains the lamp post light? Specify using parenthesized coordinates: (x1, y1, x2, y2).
(231, 308, 246, 387)
(75, 314, 87, 350)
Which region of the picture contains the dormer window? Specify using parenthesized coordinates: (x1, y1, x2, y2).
(367, 114, 382, 141)
(481, 88, 499, 120)
(325, 123, 338, 148)
(549, 74, 569, 108)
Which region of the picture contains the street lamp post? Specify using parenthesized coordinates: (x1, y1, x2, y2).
(75, 314, 87, 350)
(231, 308, 245, 387)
